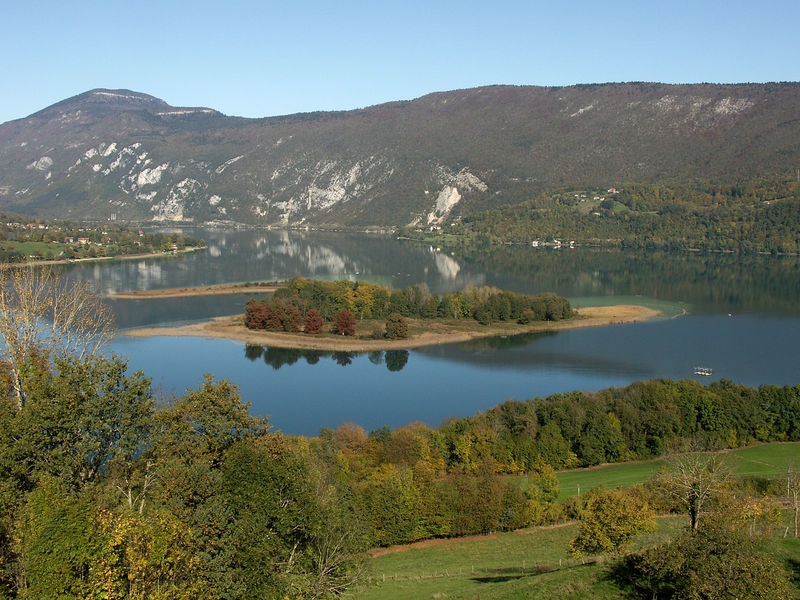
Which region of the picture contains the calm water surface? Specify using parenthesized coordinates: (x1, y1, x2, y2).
(62, 229, 800, 435)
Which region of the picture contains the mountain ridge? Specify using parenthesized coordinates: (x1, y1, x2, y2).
(1, 83, 798, 227)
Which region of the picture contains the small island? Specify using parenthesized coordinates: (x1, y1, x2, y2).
(124, 304, 658, 350)
(121, 277, 660, 350)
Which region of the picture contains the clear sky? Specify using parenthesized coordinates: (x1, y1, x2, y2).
(1, 0, 798, 124)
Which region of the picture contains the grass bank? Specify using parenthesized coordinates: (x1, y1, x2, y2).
(555, 442, 800, 501)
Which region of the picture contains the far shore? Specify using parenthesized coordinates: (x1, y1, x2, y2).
(120, 304, 661, 352)
(2, 246, 205, 269)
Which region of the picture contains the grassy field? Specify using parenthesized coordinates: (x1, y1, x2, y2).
(556, 441, 800, 500)
(351, 442, 800, 599)
(352, 519, 800, 600)
(2, 240, 66, 260)
(350, 517, 686, 600)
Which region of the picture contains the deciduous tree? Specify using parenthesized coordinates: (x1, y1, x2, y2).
(788, 463, 800, 537)
(622, 519, 794, 599)
(0, 267, 113, 410)
(384, 312, 408, 340)
(332, 309, 356, 336)
(304, 308, 324, 335)
(5, 354, 153, 493)
(569, 487, 656, 556)
(654, 454, 729, 530)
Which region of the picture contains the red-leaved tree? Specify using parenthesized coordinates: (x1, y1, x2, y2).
(304, 309, 324, 335)
(332, 309, 356, 336)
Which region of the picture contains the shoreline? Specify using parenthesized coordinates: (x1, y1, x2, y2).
(2, 246, 205, 269)
(108, 282, 283, 299)
(119, 304, 661, 351)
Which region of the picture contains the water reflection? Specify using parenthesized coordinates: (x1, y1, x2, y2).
(56, 227, 800, 434)
(57, 229, 800, 326)
(62, 229, 485, 306)
(459, 244, 800, 315)
(243, 344, 409, 372)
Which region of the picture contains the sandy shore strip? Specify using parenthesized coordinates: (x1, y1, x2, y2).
(120, 305, 661, 351)
(108, 283, 283, 299)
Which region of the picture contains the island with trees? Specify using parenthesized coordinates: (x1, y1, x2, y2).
(123, 276, 659, 351)
(246, 277, 573, 336)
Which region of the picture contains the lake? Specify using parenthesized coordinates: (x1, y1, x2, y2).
(62, 229, 800, 436)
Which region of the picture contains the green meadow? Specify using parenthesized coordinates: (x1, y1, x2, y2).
(351, 517, 688, 600)
(351, 442, 800, 600)
(557, 441, 800, 500)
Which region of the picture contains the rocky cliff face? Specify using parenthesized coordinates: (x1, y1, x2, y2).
(1, 84, 798, 226)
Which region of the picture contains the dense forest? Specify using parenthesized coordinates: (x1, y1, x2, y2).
(438, 179, 800, 254)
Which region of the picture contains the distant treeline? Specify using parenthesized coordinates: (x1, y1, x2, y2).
(244, 277, 573, 332)
(0, 212, 204, 262)
(445, 179, 800, 254)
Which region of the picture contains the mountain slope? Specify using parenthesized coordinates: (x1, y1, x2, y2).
(0, 84, 798, 227)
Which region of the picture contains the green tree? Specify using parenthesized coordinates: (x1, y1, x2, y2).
(5, 354, 153, 493)
(17, 477, 96, 599)
(384, 312, 408, 340)
(568, 487, 656, 557)
(0, 267, 113, 410)
(149, 377, 272, 598)
(534, 421, 572, 468)
(789, 463, 800, 537)
(526, 456, 560, 503)
(217, 436, 366, 598)
(155, 374, 268, 465)
(359, 463, 422, 546)
(444, 458, 504, 536)
(622, 519, 794, 599)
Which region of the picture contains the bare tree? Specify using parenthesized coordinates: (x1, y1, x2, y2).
(0, 267, 114, 410)
(655, 454, 730, 531)
(788, 463, 800, 538)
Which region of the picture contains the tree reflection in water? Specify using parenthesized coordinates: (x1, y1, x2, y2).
(244, 344, 409, 372)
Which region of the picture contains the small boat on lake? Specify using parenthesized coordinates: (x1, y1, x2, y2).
(694, 366, 713, 376)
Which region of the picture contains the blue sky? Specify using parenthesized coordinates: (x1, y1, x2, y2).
(1, 0, 798, 124)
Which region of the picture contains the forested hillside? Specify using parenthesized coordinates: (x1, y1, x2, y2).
(441, 179, 800, 254)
